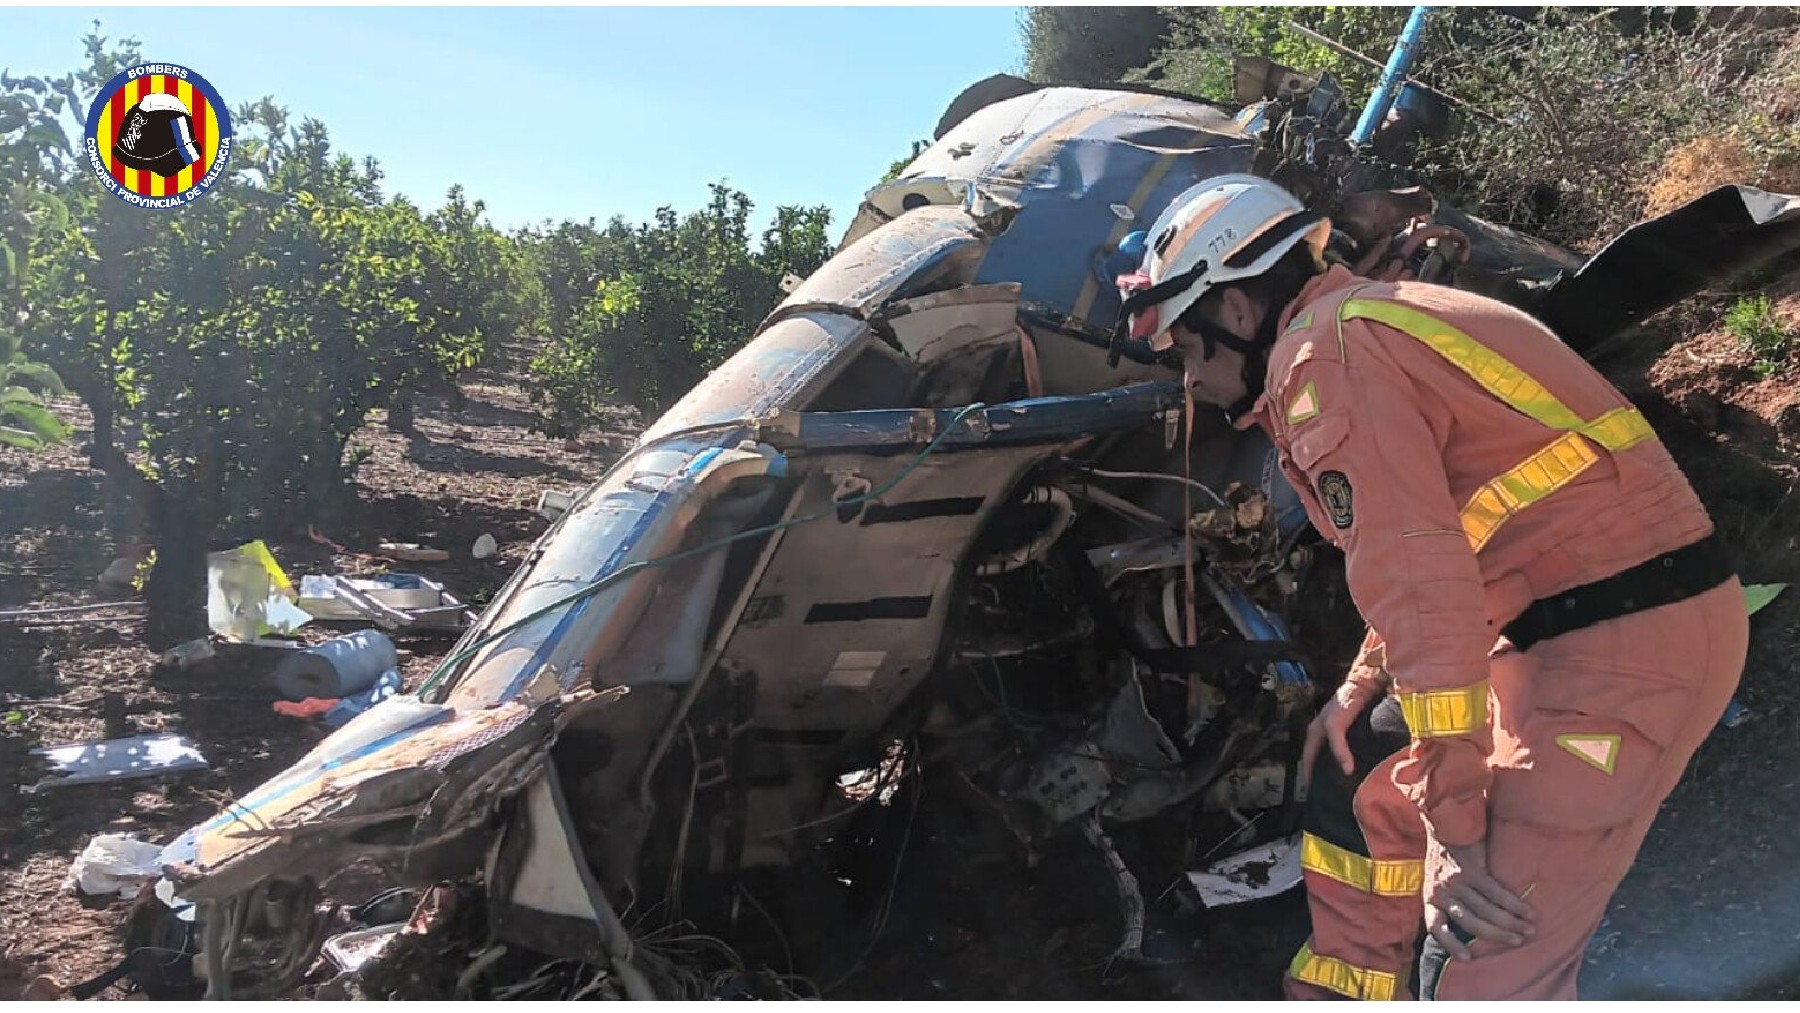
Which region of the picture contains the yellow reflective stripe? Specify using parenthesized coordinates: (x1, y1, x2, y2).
(1582, 405, 1656, 451)
(1339, 297, 1659, 550)
(1459, 431, 1600, 551)
(1395, 679, 1489, 738)
(1289, 941, 1399, 1001)
(1340, 298, 1590, 429)
(1301, 833, 1424, 897)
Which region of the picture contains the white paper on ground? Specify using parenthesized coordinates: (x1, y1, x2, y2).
(1187, 832, 1304, 907)
(65, 834, 166, 899)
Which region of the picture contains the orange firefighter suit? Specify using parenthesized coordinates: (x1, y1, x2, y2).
(1251, 265, 1747, 1000)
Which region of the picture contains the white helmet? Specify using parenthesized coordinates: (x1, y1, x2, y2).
(1115, 174, 1329, 353)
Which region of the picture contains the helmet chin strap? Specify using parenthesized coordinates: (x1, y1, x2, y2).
(1188, 310, 1281, 422)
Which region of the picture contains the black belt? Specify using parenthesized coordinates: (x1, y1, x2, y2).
(1501, 533, 1736, 653)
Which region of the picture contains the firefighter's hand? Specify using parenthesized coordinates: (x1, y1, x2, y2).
(1424, 839, 1536, 959)
(1299, 677, 1381, 790)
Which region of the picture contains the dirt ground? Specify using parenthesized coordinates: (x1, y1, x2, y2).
(1, 273, 1798, 999)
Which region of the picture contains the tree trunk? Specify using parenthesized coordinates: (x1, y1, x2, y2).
(143, 475, 213, 652)
(386, 387, 415, 434)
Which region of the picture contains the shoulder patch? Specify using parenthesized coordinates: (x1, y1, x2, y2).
(1318, 470, 1354, 530)
(1283, 310, 1314, 335)
(1285, 380, 1321, 426)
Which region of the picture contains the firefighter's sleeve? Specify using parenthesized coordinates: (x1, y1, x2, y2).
(1345, 627, 1389, 693)
(1276, 352, 1494, 848)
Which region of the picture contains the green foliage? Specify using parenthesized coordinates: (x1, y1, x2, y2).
(9, 27, 834, 640)
(0, 59, 78, 447)
(1128, 7, 1415, 102)
(528, 184, 832, 435)
(1107, 7, 1794, 250)
(3, 31, 539, 646)
(1416, 8, 1784, 248)
(1725, 295, 1797, 377)
(881, 139, 930, 184)
(1020, 7, 1171, 85)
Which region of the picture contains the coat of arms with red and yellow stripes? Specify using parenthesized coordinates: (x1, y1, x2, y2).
(83, 63, 233, 209)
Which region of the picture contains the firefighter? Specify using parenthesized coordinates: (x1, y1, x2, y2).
(1113, 176, 1747, 999)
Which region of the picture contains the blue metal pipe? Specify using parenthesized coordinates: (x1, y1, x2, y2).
(1351, 5, 1433, 146)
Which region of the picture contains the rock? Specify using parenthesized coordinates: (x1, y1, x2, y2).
(472, 534, 498, 560)
(23, 975, 64, 1000)
(98, 556, 141, 589)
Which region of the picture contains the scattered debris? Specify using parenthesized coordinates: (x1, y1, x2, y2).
(275, 669, 404, 727)
(309, 525, 351, 553)
(324, 923, 406, 974)
(537, 489, 575, 522)
(298, 572, 474, 631)
(25, 733, 209, 793)
(325, 668, 404, 726)
(65, 834, 165, 899)
(273, 629, 399, 701)
(378, 542, 451, 563)
(1186, 834, 1305, 908)
(1745, 583, 1787, 616)
(295, 575, 468, 629)
(158, 638, 215, 670)
(472, 533, 498, 559)
(207, 540, 309, 642)
(272, 696, 338, 720)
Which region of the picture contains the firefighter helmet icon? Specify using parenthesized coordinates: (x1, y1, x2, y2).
(114, 93, 202, 179)
(83, 62, 233, 208)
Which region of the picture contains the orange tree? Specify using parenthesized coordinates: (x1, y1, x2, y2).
(18, 34, 531, 646)
(527, 184, 832, 435)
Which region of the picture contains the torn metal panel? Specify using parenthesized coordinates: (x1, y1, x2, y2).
(487, 766, 653, 1000)
(881, 282, 1023, 406)
(1534, 185, 1800, 352)
(25, 733, 208, 793)
(167, 696, 554, 899)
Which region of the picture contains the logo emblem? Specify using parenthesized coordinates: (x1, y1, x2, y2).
(1318, 470, 1354, 530)
(83, 63, 232, 209)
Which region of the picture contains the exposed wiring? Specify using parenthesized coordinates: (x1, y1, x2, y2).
(1082, 467, 1229, 509)
(418, 403, 988, 700)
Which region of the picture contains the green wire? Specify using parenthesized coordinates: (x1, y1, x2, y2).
(417, 403, 989, 701)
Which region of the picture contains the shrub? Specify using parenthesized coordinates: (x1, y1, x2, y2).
(1724, 294, 1797, 377)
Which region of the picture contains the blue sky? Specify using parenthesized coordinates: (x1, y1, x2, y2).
(4, 6, 1025, 232)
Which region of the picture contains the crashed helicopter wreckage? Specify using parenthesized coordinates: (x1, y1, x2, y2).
(145, 71, 1800, 999)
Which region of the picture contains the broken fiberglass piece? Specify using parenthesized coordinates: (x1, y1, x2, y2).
(25, 733, 208, 793)
(323, 923, 404, 974)
(207, 540, 307, 642)
(1187, 833, 1304, 908)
